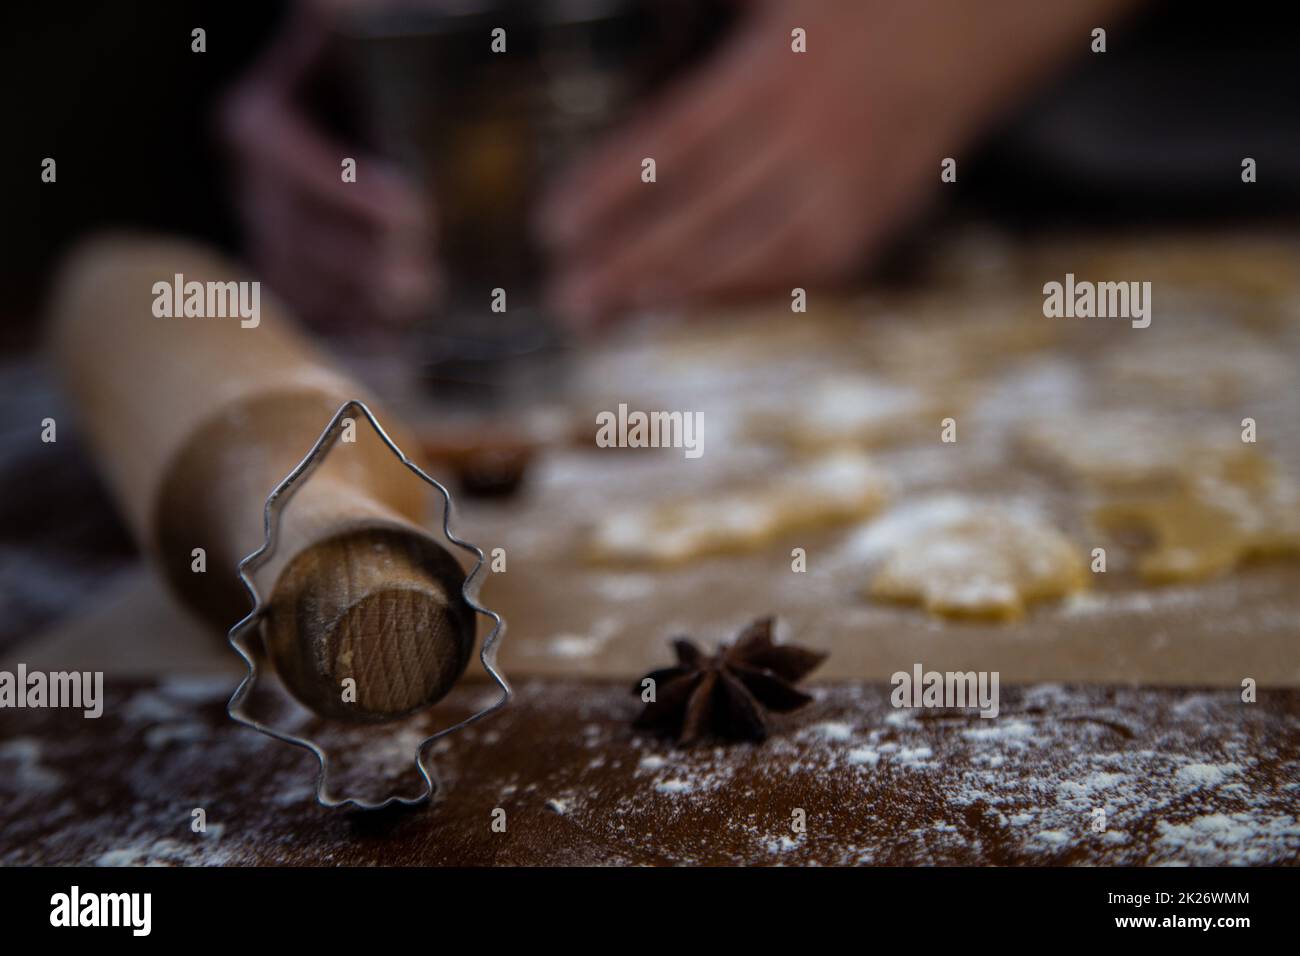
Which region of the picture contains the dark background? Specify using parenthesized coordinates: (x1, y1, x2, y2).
(6, 0, 1300, 344)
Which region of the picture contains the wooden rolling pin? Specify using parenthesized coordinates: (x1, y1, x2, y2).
(49, 234, 475, 721)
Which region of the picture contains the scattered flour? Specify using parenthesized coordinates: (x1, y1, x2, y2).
(0, 737, 63, 793)
(1155, 813, 1300, 865)
(655, 778, 694, 795)
(159, 676, 233, 704)
(1176, 763, 1239, 788)
(764, 834, 801, 855)
(807, 721, 854, 742)
(545, 633, 608, 659)
(120, 691, 187, 725)
(589, 573, 658, 602)
(895, 745, 934, 766)
(144, 723, 208, 749)
(847, 747, 880, 766)
(541, 616, 623, 659)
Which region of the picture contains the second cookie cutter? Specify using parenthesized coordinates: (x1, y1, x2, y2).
(225, 399, 510, 810)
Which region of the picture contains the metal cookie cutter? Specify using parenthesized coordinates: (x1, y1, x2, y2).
(225, 399, 510, 810)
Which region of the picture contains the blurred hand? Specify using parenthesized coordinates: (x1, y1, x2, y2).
(218, 8, 437, 334)
(538, 0, 1137, 329)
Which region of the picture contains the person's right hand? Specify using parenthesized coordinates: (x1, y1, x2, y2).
(218, 9, 438, 334)
(537, 0, 1140, 330)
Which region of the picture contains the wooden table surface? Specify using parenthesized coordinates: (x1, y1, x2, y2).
(2, 678, 1298, 865)
(3, 232, 1299, 865)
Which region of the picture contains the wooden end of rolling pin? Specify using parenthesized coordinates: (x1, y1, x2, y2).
(48, 234, 475, 721)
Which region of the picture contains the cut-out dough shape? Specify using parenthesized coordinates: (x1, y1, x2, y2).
(748, 375, 952, 451)
(1095, 458, 1300, 583)
(1019, 412, 1252, 491)
(868, 504, 1086, 620)
(588, 452, 889, 565)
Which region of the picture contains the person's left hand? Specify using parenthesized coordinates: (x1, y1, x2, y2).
(218, 6, 439, 334)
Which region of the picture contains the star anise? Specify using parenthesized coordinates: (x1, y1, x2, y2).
(633, 617, 828, 744)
